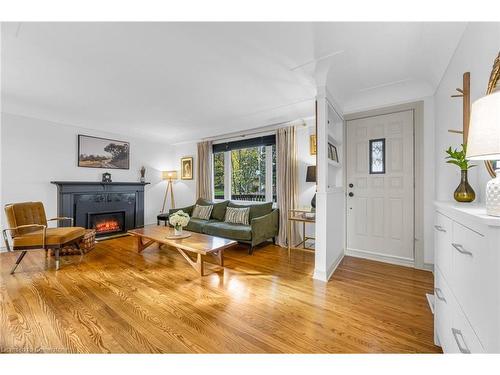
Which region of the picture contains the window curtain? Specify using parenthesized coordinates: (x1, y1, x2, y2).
(276, 126, 301, 247)
(196, 140, 213, 200)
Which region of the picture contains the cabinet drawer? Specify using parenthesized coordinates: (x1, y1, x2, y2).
(434, 269, 453, 351)
(449, 297, 485, 353)
(435, 268, 484, 353)
(451, 221, 497, 351)
(434, 211, 452, 278)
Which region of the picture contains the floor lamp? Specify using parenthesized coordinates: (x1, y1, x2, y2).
(161, 170, 178, 213)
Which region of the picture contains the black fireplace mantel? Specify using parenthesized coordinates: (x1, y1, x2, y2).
(51, 181, 150, 236)
(51, 181, 150, 187)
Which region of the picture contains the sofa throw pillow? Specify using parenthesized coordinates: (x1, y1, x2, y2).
(192, 204, 213, 220)
(228, 201, 273, 220)
(224, 207, 250, 225)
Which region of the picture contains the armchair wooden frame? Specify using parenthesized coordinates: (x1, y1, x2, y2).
(2, 216, 83, 274)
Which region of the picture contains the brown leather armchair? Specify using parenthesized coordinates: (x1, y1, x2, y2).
(3, 202, 86, 274)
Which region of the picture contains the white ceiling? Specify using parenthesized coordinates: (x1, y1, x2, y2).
(1, 22, 467, 143)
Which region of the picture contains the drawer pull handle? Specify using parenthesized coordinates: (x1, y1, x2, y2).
(434, 225, 446, 232)
(452, 243, 473, 256)
(434, 288, 446, 302)
(452, 328, 471, 354)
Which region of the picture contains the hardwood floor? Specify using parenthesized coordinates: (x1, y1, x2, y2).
(0, 235, 441, 353)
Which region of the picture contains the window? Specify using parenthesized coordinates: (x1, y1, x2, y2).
(369, 138, 385, 174)
(212, 135, 276, 202)
(213, 152, 225, 199)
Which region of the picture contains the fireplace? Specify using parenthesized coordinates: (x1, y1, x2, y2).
(51, 181, 148, 239)
(88, 211, 126, 236)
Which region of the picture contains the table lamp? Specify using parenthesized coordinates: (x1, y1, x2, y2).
(466, 91, 500, 216)
(161, 170, 178, 213)
(306, 165, 317, 209)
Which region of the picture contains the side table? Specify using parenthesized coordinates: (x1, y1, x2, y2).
(287, 209, 315, 258)
(157, 212, 170, 226)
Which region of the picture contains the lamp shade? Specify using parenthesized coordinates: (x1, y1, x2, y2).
(466, 91, 500, 160)
(162, 170, 178, 180)
(306, 165, 316, 182)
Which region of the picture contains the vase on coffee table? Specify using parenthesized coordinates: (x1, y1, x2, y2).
(174, 225, 183, 236)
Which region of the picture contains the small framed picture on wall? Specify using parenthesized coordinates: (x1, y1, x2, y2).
(181, 157, 193, 180)
(328, 143, 339, 162)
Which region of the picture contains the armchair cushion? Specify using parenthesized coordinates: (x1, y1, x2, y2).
(12, 227, 86, 248)
(5, 202, 48, 236)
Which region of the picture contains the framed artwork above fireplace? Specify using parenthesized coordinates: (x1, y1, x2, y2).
(78, 134, 130, 169)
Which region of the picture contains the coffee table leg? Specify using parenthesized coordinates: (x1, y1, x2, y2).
(197, 254, 204, 276)
(176, 247, 204, 276)
(220, 249, 224, 267)
(136, 236, 155, 253)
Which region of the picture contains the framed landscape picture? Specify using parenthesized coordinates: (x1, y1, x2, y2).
(181, 157, 193, 180)
(78, 135, 130, 169)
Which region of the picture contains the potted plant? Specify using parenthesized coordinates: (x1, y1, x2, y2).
(445, 144, 476, 202)
(169, 210, 190, 235)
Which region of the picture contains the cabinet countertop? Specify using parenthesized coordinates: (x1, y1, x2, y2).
(434, 201, 500, 227)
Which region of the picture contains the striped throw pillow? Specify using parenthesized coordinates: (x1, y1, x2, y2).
(192, 204, 213, 220)
(224, 207, 250, 225)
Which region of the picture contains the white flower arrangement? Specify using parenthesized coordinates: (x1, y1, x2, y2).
(169, 210, 190, 230)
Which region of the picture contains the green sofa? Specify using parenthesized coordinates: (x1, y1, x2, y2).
(169, 198, 279, 254)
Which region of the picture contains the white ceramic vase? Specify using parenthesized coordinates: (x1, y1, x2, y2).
(486, 169, 500, 217)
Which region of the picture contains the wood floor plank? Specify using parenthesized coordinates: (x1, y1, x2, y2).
(0, 235, 441, 353)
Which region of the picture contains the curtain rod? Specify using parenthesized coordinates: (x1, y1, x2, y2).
(202, 117, 312, 144)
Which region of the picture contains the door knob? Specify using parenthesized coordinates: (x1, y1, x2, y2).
(348, 192, 354, 197)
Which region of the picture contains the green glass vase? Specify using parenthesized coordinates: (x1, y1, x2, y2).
(454, 170, 475, 203)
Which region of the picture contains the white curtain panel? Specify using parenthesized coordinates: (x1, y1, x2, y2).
(196, 140, 213, 200)
(276, 126, 301, 247)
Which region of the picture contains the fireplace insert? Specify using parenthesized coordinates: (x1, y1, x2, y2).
(88, 211, 126, 237)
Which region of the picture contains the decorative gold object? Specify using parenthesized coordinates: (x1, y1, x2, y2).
(454, 170, 476, 203)
(485, 52, 500, 178)
(309, 134, 317, 155)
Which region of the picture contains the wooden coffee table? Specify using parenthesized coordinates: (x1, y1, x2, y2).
(127, 225, 237, 276)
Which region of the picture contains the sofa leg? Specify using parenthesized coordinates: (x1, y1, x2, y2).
(272, 237, 276, 245)
(248, 245, 254, 255)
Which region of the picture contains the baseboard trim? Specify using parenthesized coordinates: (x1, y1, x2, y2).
(422, 262, 434, 272)
(345, 248, 415, 268)
(313, 253, 344, 282)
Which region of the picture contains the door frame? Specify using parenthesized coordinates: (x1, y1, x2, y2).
(344, 101, 425, 270)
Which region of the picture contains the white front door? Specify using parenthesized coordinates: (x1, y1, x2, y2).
(346, 110, 414, 265)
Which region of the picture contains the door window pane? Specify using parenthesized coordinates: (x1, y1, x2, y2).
(231, 146, 266, 201)
(369, 138, 385, 174)
(213, 152, 225, 199)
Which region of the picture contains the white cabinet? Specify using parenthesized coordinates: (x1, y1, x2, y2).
(434, 202, 500, 353)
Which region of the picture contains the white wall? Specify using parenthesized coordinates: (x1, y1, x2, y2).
(0, 25, 3, 231)
(434, 23, 500, 203)
(0, 113, 173, 228)
(171, 141, 197, 209)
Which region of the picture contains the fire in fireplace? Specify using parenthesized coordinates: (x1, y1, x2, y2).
(88, 211, 126, 237)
